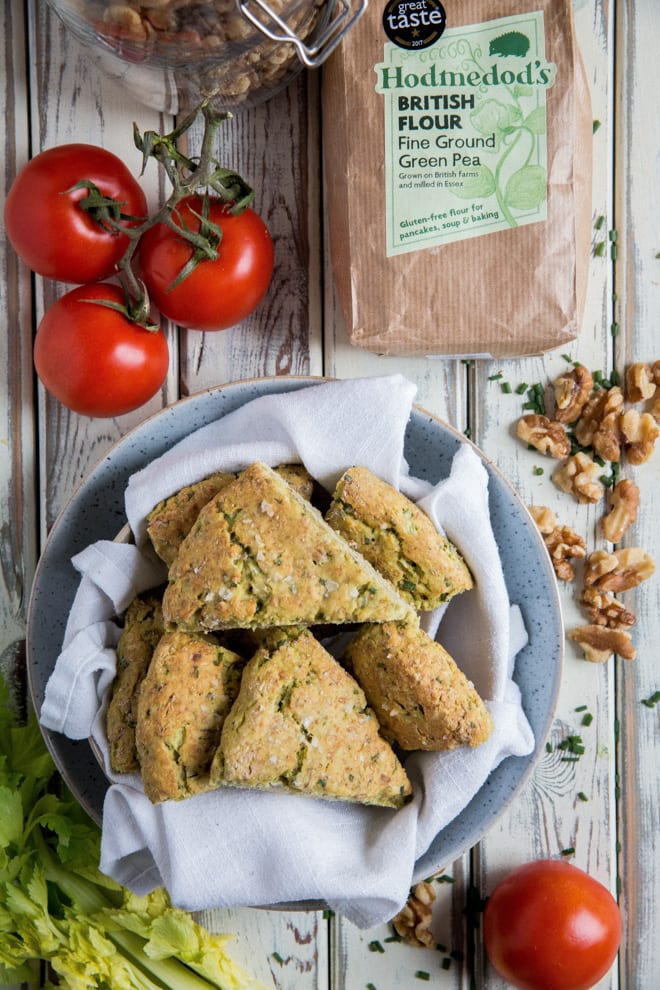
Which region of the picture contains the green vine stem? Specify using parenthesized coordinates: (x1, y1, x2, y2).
(79, 101, 255, 329)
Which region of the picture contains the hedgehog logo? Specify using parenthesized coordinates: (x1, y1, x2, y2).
(489, 31, 530, 58)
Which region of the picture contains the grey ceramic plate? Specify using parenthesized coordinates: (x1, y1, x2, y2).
(27, 376, 563, 887)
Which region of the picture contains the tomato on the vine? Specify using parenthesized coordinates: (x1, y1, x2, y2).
(138, 195, 274, 331)
(4, 144, 147, 283)
(33, 283, 169, 418)
(483, 860, 622, 990)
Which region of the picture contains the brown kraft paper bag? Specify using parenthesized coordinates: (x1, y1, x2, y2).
(322, 0, 592, 357)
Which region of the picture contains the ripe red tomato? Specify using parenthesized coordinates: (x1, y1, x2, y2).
(138, 195, 274, 331)
(483, 860, 621, 990)
(4, 144, 147, 283)
(34, 283, 169, 418)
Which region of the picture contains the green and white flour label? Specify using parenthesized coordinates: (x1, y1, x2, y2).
(375, 11, 557, 256)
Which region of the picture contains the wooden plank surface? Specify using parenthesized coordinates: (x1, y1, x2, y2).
(27, 0, 175, 534)
(1, 0, 658, 987)
(473, 3, 620, 988)
(0, 0, 34, 688)
(612, 2, 660, 987)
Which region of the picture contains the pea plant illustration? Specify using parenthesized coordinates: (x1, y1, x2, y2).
(443, 33, 550, 227)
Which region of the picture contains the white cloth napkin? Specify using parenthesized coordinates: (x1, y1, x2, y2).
(40, 374, 534, 929)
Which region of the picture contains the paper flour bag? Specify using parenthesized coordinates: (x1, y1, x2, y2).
(322, 0, 592, 357)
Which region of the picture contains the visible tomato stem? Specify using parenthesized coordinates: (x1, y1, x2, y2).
(67, 179, 145, 232)
(102, 101, 257, 325)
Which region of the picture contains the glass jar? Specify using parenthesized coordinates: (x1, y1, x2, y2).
(45, 0, 366, 113)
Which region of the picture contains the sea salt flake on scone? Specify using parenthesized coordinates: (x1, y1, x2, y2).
(343, 617, 492, 751)
(162, 462, 413, 631)
(326, 466, 473, 609)
(211, 628, 412, 809)
(147, 464, 315, 569)
(147, 471, 238, 568)
(135, 629, 245, 803)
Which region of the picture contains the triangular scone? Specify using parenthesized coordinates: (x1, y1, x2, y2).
(146, 464, 316, 569)
(162, 462, 413, 631)
(147, 471, 238, 568)
(107, 592, 165, 774)
(326, 466, 473, 609)
(211, 628, 412, 809)
(343, 618, 492, 751)
(135, 630, 245, 803)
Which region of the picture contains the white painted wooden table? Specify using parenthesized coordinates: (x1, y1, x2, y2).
(1, 1, 659, 987)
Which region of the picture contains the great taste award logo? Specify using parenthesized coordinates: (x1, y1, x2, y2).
(382, 0, 447, 51)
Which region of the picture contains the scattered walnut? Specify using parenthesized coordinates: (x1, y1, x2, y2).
(392, 881, 437, 948)
(601, 478, 640, 543)
(644, 361, 660, 420)
(553, 365, 594, 423)
(528, 504, 557, 535)
(583, 548, 618, 586)
(580, 588, 636, 630)
(649, 391, 660, 424)
(544, 525, 587, 581)
(584, 547, 656, 592)
(553, 452, 605, 504)
(568, 625, 636, 663)
(573, 386, 624, 450)
(620, 409, 660, 465)
(651, 360, 660, 387)
(513, 362, 660, 671)
(517, 414, 570, 458)
(626, 362, 657, 403)
(592, 410, 623, 463)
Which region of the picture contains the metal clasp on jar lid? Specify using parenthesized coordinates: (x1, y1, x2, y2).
(237, 0, 367, 67)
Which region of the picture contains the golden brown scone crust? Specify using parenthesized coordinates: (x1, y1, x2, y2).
(212, 628, 412, 808)
(162, 462, 413, 631)
(146, 465, 315, 569)
(106, 594, 165, 773)
(325, 466, 473, 609)
(146, 472, 237, 568)
(273, 463, 315, 501)
(135, 630, 245, 803)
(344, 618, 492, 751)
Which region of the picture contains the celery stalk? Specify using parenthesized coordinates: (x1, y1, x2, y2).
(0, 676, 269, 990)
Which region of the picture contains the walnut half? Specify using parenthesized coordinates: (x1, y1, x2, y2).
(650, 391, 660, 424)
(601, 478, 640, 543)
(652, 360, 660, 387)
(574, 386, 624, 454)
(602, 478, 639, 543)
(584, 547, 656, 592)
(553, 452, 605, 504)
(580, 588, 636, 630)
(517, 414, 570, 458)
(649, 361, 660, 421)
(620, 409, 660, 465)
(553, 364, 593, 423)
(626, 362, 657, 403)
(568, 625, 636, 663)
(528, 504, 557, 535)
(544, 525, 587, 582)
(392, 881, 437, 948)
